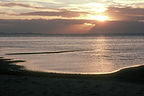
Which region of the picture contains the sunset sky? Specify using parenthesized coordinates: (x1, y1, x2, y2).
(0, 0, 144, 35)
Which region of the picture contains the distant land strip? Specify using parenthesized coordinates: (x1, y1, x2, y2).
(6, 49, 89, 55)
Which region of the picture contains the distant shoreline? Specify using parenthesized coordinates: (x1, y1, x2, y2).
(0, 33, 144, 37)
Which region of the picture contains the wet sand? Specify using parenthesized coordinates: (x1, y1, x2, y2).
(0, 57, 144, 96)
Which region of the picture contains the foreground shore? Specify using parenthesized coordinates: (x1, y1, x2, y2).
(0, 57, 144, 96)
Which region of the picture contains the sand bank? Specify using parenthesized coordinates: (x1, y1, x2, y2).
(0, 57, 144, 96)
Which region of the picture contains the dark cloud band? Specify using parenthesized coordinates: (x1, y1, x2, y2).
(0, 19, 144, 35)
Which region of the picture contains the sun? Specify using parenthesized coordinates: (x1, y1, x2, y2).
(76, 3, 110, 21)
(85, 3, 109, 21)
(90, 15, 109, 21)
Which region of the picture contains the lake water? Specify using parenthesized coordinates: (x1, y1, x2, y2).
(0, 36, 144, 74)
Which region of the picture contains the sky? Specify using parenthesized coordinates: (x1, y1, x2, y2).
(0, 0, 144, 35)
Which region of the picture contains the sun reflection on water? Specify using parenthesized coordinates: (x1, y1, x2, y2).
(87, 36, 114, 74)
(1, 36, 144, 74)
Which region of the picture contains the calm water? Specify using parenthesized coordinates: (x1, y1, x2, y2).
(0, 36, 144, 74)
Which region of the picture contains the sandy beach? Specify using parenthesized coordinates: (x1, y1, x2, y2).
(0, 57, 144, 96)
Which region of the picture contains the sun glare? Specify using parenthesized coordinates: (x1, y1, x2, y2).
(90, 15, 108, 21)
(85, 3, 107, 13)
(78, 3, 109, 21)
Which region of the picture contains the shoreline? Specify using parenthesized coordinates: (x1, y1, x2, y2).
(0, 57, 144, 82)
(0, 57, 144, 96)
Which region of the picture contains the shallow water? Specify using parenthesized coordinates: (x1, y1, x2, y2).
(0, 36, 144, 74)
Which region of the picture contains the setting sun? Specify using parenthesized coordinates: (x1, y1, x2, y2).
(90, 15, 109, 21)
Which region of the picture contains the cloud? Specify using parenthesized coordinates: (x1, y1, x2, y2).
(0, 19, 144, 35)
(0, 2, 88, 18)
(0, 11, 12, 16)
(107, 7, 144, 21)
(0, 19, 94, 34)
(0, 11, 7, 14)
(20, 10, 88, 18)
(0, 2, 54, 10)
(0, 1, 144, 21)
(89, 21, 144, 35)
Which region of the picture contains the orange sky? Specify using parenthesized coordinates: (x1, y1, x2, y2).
(0, 0, 144, 35)
(0, 0, 144, 21)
